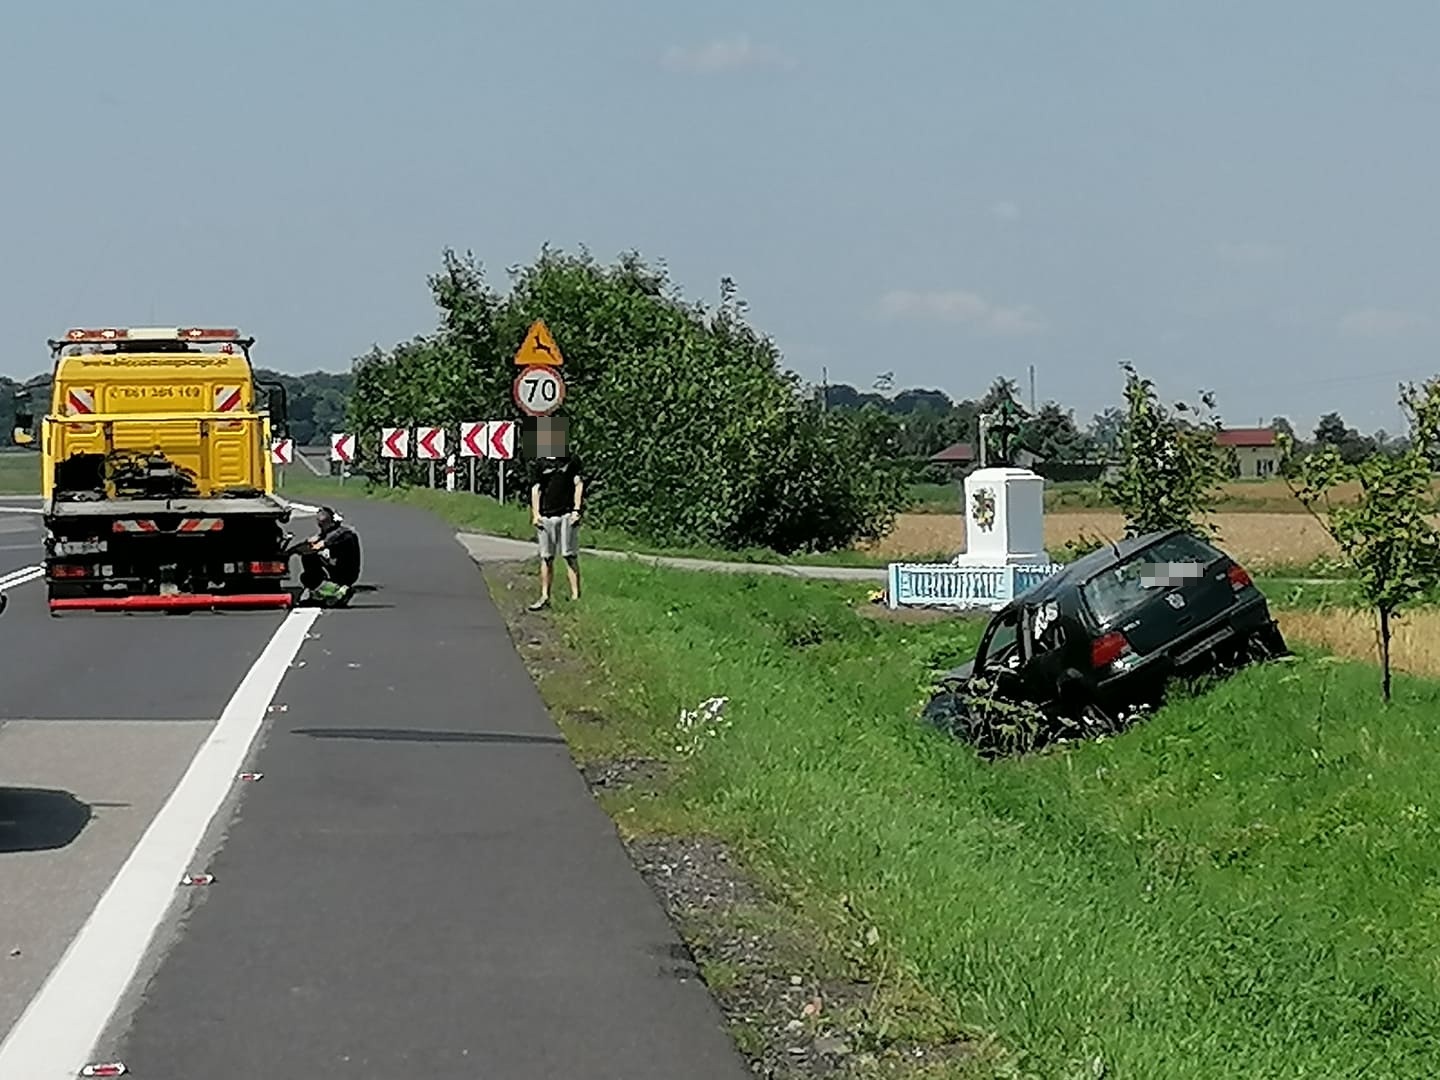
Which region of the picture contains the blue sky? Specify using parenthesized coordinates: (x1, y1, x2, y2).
(4, 2, 1437, 437)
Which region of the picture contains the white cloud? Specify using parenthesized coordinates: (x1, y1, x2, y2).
(877, 289, 1047, 337)
(661, 36, 793, 74)
(1214, 241, 1285, 265)
(990, 200, 1021, 221)
(1338, 307, 1431, 338)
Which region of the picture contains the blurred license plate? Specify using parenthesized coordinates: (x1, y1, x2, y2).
(57, 540, 106, 556)
(1177, 625, 1232, 664)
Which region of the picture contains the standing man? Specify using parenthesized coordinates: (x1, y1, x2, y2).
(529, 452, 583, 610)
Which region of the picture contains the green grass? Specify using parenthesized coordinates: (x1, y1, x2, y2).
(537, 560, 1440, 1077)
(0, 451, 40, 494)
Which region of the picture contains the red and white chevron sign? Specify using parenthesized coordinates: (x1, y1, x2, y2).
(459, 421, 487, 459)
(415, 426, 446, 460)
(270, 438, 293, 465)
(485, 420, 515, 460)
(329, 432, 355, 463)
(381, 427, 409, 459)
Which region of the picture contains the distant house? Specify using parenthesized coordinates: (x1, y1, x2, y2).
(927, 440, 1046, 475)
(928, 441, 976, 472)
(1217, 427, 1281, 478)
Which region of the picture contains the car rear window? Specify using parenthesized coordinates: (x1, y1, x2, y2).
(1080, 532, 1224, 626)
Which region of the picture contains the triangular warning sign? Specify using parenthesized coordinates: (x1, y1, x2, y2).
(513, 319, 564, 366)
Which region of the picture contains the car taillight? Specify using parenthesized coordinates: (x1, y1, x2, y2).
(53, 565, 88, 578)
(1092, 630, 1130, 668)
(249, 561, 286, 575)
(1228, 564, 1252, 590)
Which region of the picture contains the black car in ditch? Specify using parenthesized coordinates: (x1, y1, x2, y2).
(928, 528, 1287, 743)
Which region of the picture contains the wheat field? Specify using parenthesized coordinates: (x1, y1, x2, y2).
(1275, 608, 1440, 678)
(862, 511, 1342, 568)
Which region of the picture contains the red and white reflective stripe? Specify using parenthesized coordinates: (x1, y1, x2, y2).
(81, 1064, 127, 1077)
(112, 519, 160, 533)
(214, 384, 242, 412)
(66, 387, 95, 415)
(178, 518, 224, 532)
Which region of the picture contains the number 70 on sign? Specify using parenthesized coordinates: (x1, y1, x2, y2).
(513, 365, 566, 417)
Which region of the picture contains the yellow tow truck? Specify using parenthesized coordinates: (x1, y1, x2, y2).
(11, 326, 297, 614)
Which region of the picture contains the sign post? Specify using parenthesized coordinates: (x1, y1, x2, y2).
(509, 321, 563, 499)
(270, 438, 293, 489)
(415, 426, 445, 487)
(460, 421, 487, 494)
(381, 427, 410, 487)
(329, 432, 355, 484)
(485, 420, 515, 503)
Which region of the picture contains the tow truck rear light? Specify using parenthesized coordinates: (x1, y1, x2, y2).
(63, 327, 241, 344)
(1227, 564, 1253, 590)
(1091, 630, 1131, 668)
(249, 561, 286, 575)
(66, 327, 128, 342)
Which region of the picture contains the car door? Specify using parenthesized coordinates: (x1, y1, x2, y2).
(1015, 599, 1068, 707)
(974, 606, 1026, 697)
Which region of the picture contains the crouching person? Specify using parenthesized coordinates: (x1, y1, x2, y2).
(299, 506, 362, 607)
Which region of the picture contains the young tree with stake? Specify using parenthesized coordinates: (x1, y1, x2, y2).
(1282, 378, 1440, 702)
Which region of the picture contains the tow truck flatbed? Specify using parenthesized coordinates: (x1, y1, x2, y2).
(44, 495, 294, 520)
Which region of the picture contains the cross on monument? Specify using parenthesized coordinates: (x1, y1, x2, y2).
(986, 395, 1023, 466)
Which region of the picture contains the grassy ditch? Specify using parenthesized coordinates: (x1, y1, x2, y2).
(487, 556, 1440, 1078)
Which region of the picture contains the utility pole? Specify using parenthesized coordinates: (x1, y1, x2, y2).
(1028, 364, 1036, 412)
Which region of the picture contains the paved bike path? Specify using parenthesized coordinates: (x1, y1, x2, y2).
(100, 499, 750, 1078)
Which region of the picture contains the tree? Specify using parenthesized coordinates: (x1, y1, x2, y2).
(1283, 379, 1440, 702)
(1314, 411, 1376, 464)
(346, 246, 907, 553)
(1021, 401, 1083, 462)
(1086, 407, 1126, 455)
(1101, 362, 1233, 539)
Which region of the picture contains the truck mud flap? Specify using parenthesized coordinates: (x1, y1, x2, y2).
(49, 592, 293, 614)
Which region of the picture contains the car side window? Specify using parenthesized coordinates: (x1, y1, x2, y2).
(978, 609, 1022, 672)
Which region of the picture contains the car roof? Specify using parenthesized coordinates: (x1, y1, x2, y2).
(1007, 527, 1196, 609)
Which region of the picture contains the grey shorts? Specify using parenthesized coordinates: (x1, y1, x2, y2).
(537, 514, 579, 560)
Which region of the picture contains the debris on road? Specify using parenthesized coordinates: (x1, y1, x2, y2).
(80, 1064, 127, 1077)
(180, 873, 215, 887)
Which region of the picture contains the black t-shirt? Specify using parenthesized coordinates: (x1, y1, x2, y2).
(534, 456, 583, 517)
(320, 524, 361, 586)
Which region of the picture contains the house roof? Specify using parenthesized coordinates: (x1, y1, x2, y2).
(929, 441, 976, 463)
(1216, 427, 1277, 448)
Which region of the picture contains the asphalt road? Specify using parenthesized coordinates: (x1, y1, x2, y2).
(0, 497, 750, 1078)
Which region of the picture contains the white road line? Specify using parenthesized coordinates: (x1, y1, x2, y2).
(0, 565, 44, 590)
(0, 506, 42, 515)
(0, 606, 321, 1078)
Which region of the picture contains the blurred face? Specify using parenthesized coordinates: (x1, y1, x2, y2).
(522, 415, 569, 458)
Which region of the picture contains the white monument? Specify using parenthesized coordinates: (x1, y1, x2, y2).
(951, 466, 1052, 567)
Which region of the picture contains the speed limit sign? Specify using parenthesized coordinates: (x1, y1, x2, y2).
(513, 364, 566, 416)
